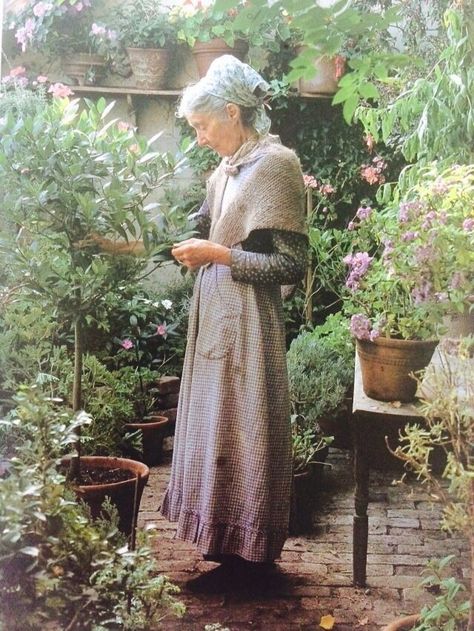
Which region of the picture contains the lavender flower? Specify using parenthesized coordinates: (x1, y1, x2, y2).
(411, 278, 433, 304)
(350, 314, 372, 340)
(356, 205, 372, 221)
(462, 218, 474, 232)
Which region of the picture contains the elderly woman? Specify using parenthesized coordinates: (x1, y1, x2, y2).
(160, 55, 307, 573)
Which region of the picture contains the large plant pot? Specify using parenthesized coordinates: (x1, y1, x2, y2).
(124, 415, 169, 466)
(381, 614, 419, 631)
(61, 53, 106, 86)
(191, 38, 248, 77)
(296, 50, 344, 95)
(357, 337, 438, 402)
(289, 468, 312, 535)
(64, 456, 149, 537)
(126, 47, 171, 89)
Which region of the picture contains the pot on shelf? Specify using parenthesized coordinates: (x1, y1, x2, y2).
(126, 47, 171, 89)
(356, 337, 438, 402)
(63, 456, 149, 537)
(295, 48, 345, 96)
(124, 415, 169, 466)
(191, 38, 248, 77)
(61, 53, 107, 86)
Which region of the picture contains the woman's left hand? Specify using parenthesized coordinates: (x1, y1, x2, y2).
(171, 238, 231, 270)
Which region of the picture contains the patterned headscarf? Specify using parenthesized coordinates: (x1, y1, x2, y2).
(201, 55, 271, 135)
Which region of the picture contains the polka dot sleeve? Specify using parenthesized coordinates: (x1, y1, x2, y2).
(230, 229, 308, 285)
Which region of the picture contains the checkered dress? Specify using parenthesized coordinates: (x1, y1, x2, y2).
(161, 141, 307, 562)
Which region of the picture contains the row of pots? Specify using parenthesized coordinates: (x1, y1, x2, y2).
(62, 40, 341, 94)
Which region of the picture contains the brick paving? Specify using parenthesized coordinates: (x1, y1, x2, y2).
(138, 442, 469, 631)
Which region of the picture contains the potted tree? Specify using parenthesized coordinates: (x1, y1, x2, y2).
(0, 86, 183, 533)
(0, 385, 185, 630)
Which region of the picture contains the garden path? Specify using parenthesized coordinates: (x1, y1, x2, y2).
(138, 443, 469, 631)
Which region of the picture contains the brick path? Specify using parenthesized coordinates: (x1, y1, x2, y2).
(138, 443, 469, 631)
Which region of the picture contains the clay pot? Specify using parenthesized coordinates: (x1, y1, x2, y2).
(125, 415, 169, 466)
(126, 47, 171, 89)
(64, 456, 149, 537)
(191, 38, 248, 77)
(381, 614, 419, 631)
(61, 53, 106, 86)
(357, 337, 438, 402)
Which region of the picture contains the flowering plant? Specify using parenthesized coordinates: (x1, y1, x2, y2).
(7, 0, 103, 57)
(343, 164, 474, 341)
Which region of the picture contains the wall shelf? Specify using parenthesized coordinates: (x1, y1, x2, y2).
(68, 85, 182, 97)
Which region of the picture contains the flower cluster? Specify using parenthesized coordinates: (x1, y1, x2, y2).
(360, 155, 387, 185)
(1, 66, 74, 98)
(8, 0, 99, 57)
(342, 164, 474, 341)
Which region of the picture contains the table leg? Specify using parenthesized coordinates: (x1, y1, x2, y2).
(353, 414, 369, 586)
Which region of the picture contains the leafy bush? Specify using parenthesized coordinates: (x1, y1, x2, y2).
(0, 386, 185, 630)
(287, 314, 354, 428)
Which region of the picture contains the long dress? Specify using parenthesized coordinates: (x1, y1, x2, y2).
(161, 137, 307, 562)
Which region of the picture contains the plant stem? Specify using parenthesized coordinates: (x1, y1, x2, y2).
(70, 315, 83, 480)
(305, 188, 313, 327)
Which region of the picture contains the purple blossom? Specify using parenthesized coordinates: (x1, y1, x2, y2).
(347, 221, 356, 231)
(401, 231, 418, 242)
(91, 23, 107, 36)
(421, 210, 437, 230)
(415, 245, 433, 264)
(344, 252, 373, 276)
(462, 218, 474, 232)
(121, 338, 134, 350)
(156, 323, 167, 337)
(432, 179, 448, 195)
(33, 1, 52, 17)
(398, 200, 425, 223)
(350, 314, 373, 340)
(382, 239, 394, 261)
(450, 272, 465, 290)
(411, 278, 433, 304)
(369, 328, 380, 341)
(356, 205, 372, 221)
(15, 18, 36, 52)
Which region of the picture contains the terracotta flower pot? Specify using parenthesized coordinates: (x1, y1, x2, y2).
(125, 415, 169, 466)
(381, 614, 419, 631)
(357, 337, 438, 402)
(191, 38, 248, 77)
(63, 456, 149, 537)
(126, 47, 171, 89)
(61, 53, 106, 86)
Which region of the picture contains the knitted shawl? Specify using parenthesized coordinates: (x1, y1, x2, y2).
(207, 135, 307, 248)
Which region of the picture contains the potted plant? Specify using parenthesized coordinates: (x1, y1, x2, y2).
(287, 313, 354, 448)
(6, 0, 109, 85)
(0, 86, 181, 532)
(341, 164, 473, 402)
(107, 0, 183, 89)
(0, 385, 185, 630)
(382, 339, 473, 631)
(289, 414, 332, 535)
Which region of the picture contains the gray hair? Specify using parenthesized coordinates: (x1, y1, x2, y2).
(177, 85, 262, 131)
(176, 55, 271, 135)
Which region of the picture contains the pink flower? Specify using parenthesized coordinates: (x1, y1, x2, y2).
(33, 1, 53, 17)
(121, 339, 134, 350)
(156, 324, 167, 337)
(356, 205, 372, 221)
(91, 23, 107, 37)
(303, 174, 318, 189)
(348, 221, 356, 231)
(462, 218, 474, 232)
(48, 82, 74, 98)
(117, 120, 133, 132)
(36, 75, 49, 83)
(9, 65, 26, 77)
(128, 143, 140, 154)
(15, 19, 35, 52)
(320, 183, 335, 195)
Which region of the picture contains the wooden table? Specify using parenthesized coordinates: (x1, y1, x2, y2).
(351, 354, 424, 586)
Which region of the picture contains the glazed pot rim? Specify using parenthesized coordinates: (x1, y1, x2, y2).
(357, 336, 438, 349)
(62, 455, 149, 491)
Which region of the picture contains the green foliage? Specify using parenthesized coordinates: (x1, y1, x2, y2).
(0, 386, 185, 630)
(287, 314, 354, 429)
(109, 0, 182, 49)
(291, 415, 331, 474)
(414, 557, 470, 631)
(342, 164, 474, 340)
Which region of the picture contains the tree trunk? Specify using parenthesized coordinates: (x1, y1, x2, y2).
(304, 188, 313, 327)
(69, 317, 83, 480)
